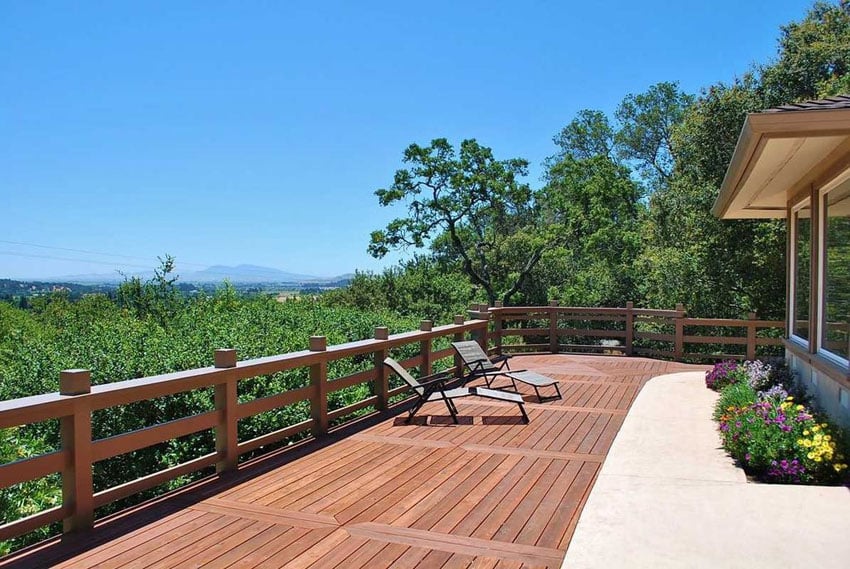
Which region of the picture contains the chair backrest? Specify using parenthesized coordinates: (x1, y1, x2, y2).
(383, 357, 424, 397)
(451, 341, 497, 371)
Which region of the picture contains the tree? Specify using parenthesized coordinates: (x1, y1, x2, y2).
(369, 138, 549, 305)
(541, 154, 644, 306)
(551, 110, 616, 163)
(761, 0, 850, 102)
(614, 82, 694, 189)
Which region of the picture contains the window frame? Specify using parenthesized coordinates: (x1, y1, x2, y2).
(789, 197, 812, 349)
(816, 170, 850, 368)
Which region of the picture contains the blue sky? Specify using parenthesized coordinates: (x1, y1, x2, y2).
(1, 1, 817, 280)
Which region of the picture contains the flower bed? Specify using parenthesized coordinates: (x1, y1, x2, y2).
(706, 359, 849, 484)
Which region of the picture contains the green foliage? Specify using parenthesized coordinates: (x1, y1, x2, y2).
(369, 138, 553, 305)
(714, 381, 758, 419)
(761, 0, 850, 101)
(0, 287, 421, 551)
(320, 258, 474, 321)
(710, 360, 850, 484)
(541, 155, 644, 307)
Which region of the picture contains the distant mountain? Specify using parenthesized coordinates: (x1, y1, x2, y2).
(37, 265, 350, 285)
(183, 265, 325, 284)
(40, 271, 149, 284)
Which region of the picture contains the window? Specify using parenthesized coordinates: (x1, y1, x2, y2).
(792, 203, 811, 341)
(820, 179, 850, 362)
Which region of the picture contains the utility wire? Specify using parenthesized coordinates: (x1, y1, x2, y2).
(0, 240, 337, 280)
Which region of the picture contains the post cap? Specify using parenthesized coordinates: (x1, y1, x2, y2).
(60, 369, 91, 396)
(374, 326, 389, 340)
(420, 320, 433, 331)
(214, 349, 237, 368)
(309, 335, 327, 351)
(453, 315, 465, 325)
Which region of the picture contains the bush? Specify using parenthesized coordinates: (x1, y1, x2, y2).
(710, 359, 849, 484)
(705, 360, 747, 390)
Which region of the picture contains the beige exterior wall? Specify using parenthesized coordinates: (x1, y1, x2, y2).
(787, 348, 850, 430)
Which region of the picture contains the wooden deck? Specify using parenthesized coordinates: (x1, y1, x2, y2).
(0, 355, 706, 569)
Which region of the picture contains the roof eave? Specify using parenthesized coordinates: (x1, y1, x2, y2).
(713, 108, 850, 220)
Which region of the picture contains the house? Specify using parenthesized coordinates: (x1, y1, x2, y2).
(714, 94, 850, 427)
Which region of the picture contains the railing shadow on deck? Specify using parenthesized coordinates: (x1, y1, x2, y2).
(0, 303, 785, 555)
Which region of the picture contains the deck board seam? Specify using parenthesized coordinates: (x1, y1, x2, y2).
(346, 522, 565, 566)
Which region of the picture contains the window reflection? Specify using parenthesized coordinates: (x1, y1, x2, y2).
(794, 205, 810, 340)
(823, 182, 850, 360)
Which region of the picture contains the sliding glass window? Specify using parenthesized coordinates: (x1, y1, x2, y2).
(793, 203, 811, 341)
(821, 180, 850, 362)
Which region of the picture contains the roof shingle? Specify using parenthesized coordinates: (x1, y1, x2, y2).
(763, 94, 850, 113)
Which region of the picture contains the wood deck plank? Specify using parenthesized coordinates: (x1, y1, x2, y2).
(0, 355, 708, 569)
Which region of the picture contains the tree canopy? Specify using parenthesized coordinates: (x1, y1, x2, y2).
(369, 138, 554, 305)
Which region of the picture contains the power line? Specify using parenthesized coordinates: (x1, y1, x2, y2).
(0, 245, 336, 281)
(0, 239, 212, 268)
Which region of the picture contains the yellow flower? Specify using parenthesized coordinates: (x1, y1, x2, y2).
(785, 396, 794, 401)
(812, 425, 821, 432)
(814, 456, 822, 463)
(807, 452, 815, 459)
(796, 439, 805, 445)
(796, 405, 805, 411)
(803, 430, 810, 435)
(802, 440, 812, 448)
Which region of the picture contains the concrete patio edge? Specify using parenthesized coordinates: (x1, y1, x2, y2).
(561, 371, 850, 569)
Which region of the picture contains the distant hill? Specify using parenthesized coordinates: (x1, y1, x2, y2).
(31, 265, 351, 286)
(184, 264, 323, 283)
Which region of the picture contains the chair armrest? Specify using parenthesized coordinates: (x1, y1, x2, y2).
(416, 371, 454, 387)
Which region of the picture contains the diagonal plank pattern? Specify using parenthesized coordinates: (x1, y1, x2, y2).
(0, 355, 706, 569)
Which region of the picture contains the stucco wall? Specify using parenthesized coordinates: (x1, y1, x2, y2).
(787, 349, 850, 430)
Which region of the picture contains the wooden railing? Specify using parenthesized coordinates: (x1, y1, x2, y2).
(487, 302, 785, 362)
(0, 316, 487, 544)
(0, 302, 787, 547)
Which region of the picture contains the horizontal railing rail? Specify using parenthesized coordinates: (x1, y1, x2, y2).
(0, 315, 487, 544)
(0, 302, 788, 549)
(487, 301, 785, 362)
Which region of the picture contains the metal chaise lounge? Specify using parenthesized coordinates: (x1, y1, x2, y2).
(383, 357, 529, 424)
(451, 340, 562, 401)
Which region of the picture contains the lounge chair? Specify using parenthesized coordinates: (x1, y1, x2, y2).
(383, 357, 529, 424)
(451, 340, 562, 401)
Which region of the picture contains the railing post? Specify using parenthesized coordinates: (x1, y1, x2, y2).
(625, 302, 634, 356)
(373, 327, 389, 411)
(453, 315, 465, 378)
(309, 336, 328, 436)
(492, 301, 504, 356)
(59, 369, 93, 534)
(746, 312, 758, 361)
(214, 349, 238, 474)
(469, 304, 489, 351)
(549, 300, 559, 354)
(420, 320, 433, 376)
(674, 303, 685, 361)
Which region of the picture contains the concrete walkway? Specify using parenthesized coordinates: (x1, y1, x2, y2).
(562, 371, 850, 569)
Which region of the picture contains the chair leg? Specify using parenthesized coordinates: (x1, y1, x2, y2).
(517, 403, 529, 424)
(441, 394, 459, 424)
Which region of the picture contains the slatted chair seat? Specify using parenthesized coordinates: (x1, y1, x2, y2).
(451, 340, 562, 401)
(383, 357, 529, 424)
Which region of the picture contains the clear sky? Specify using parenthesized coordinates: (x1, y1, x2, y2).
(1, 0, 817, 280)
